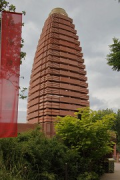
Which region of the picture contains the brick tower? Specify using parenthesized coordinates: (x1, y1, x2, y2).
(27, 8, 89, 136)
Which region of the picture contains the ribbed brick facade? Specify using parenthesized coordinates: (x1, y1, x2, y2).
(27, 8, 89, 136)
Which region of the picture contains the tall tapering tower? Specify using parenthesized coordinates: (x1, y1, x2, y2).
(27, 8, 89, 136)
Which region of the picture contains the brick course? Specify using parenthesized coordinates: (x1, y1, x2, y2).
(27, 8, 89, 136)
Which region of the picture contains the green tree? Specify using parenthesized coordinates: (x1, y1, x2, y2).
(115, 110, 120, 141)
(114, 109, 120, 152)
(106, 38, 120, 71)
(97, 109, 120, 153)
(55, 107, 116, 173)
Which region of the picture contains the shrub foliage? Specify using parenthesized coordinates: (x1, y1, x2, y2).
(0, 108, 116, 180)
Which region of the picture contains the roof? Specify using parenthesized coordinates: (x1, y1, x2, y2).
(49, 7, 68, 16)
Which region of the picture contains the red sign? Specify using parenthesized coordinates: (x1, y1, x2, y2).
(0, 11, 22, 138)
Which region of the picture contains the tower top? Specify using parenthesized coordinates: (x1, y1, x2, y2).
(49, 8, 68, 17)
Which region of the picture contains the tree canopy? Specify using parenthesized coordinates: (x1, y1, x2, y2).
(55, 107, 116, 160)
(106, 38, 120, 71)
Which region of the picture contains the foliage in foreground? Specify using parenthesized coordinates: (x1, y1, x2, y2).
(55, 107, 116, 175)
(114, 109, 120, 152)
(0, 108, 116, 180)
(55, 107, 115, 158)
(0, 128, 67, 180)
(93, 108, 120, 153)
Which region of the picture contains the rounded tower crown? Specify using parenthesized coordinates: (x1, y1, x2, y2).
(49, 7, 68, 17)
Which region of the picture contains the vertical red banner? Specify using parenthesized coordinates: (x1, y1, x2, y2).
(0, 11, 22, 138)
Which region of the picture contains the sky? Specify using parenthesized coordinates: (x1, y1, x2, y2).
(7, 0, 120, 123)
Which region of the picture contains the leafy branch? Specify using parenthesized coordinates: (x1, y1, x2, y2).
(19, 87, 27, 99)
(106, 38, 120, 71)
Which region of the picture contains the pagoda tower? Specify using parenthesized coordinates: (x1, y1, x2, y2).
(27, 8, 89, 136)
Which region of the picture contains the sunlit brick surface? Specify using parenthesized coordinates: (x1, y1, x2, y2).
(27, 8, 89, 136)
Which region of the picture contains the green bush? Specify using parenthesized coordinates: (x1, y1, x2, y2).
(0, 128, 69, 180)
(39, 172, 56, 180)
(0, 107, 116, 180)
(77, 172, 99, 180)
